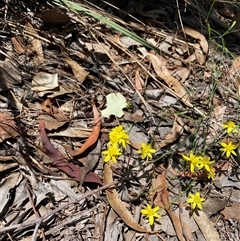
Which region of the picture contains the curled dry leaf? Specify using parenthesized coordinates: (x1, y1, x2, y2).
(32, 72, 59, 92)
(147, 53, 190, 104)
(65, 57, 89, 84)
(193, 211, 221, 241)
(229, 56, 240, 96)
(0, 61, 22, 91)
(25, 22, 44, 64)
(104, 163, 152, 233)
(153, 170, 192, 241)
(70, 102, 101, 157)
(39, 119, 65, 161)
(157, 115, 184, 148)
(183, 27, 208, 65)
(41, 98, 69, 122)
(39, 119, 101, 184)
(0, 112, 19, 142)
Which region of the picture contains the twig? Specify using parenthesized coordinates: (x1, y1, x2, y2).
(0, 181, 117, 234)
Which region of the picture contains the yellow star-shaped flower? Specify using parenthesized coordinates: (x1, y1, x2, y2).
(201, 156, 215, 172)
(141, 204, 161, 225)
(182, 151, 203, 173)
(138, 143, 156, 162)
(222, 121, 238, 134)
(187, 192, 205, 210)
(220, 141, 238, 158)
(108, 125, 129, 148)
(102, 143, 122, 163)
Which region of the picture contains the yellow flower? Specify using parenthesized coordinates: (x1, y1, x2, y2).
(187, 192, 205, 210)
(220, 141, 238, 158)
(141, 204, 161, 225)
(102, 143, 122, 163)
(108, 125, 129, 148)
(182, 151, 203, 173)
(206, 167, 216, 180)
(138, 143, 156, 161)
(222, 121, 238, 134)
(201, 156, 215, 172)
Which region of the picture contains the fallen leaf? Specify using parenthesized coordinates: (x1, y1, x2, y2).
(41, 98, 69, 122)
(39, 119, 65, 161)
(134, 69, 143, 90)
(229, 56, 240, 96)
(70, 101, 101, 157)
(0, 112, 19, 142)
(25, 22, 44, 64)
(183, 27, 208, 65)
(47, 128, 91, 138)
(101, 93, 127, 118)
(147, 53, 190, 103)
(38, 114, 67, 131)
(221, 203, 240, 220)
(53, 160, 102, 185)
(32, 72, 59, 91)
(0, 172, 21, 216)
(78, 140, 101, 184)
(104, 163, 152, 233)
(193, 211, 221, 241)
(39, 120, 101, 184)
(65, 57, 89, 83)
(0, 61, 22, 91)
(11, 36, 33, 55)
(157, 115, 184, 148)
(154, 170, 192, 241)
(41, 9, 70, 26)
(38, 85, 72, 98)
(202, 197, 228, 216)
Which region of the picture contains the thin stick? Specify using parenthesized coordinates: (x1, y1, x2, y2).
(0, 181, 117, 234)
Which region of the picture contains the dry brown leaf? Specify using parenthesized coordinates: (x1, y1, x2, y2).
(25, 22, 44, 64)
(70, 102, 101, 157)
(193, 211, 221, 241)
(221, 203, 240, 220)
(147, 53, 190, 103)
(0, 112, 19, 142)
(0, 163, 18, 172)
(157, 115, 184, 148)
(65, 57, 89, 84)
(135, 69, 143, 90)
(229, 56, 240, 96)
(38, 114, 67, 131)
(154, 170, 192, 241)
(183, 27, 208, 65)
(32, 72, 59, 92)
(41, 98, 69, 122)
(104, 163, 156, 233)
(11, 36, 33, 55)
(41, 9, 70, 26)
(0, 61, 22, 91)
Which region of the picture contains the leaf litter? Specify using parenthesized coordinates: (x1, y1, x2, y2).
(0, 0, 240, 240)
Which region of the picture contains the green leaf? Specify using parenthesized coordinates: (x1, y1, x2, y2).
(101, 93, 127, 118)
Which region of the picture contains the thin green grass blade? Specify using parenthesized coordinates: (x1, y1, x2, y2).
(52, 0, 160, 52)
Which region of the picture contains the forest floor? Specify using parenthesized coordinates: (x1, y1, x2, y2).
(0, 0, 240, 240)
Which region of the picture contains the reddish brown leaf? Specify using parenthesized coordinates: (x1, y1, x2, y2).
(39, 119, 65, 160)
(70, 102, 101, 156)
(53, 160, 102, 185)
(39, 119, 101, 184)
